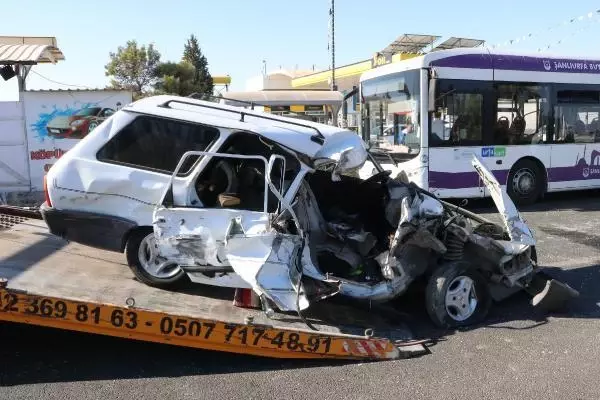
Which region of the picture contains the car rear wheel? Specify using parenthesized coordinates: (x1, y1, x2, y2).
(425, 262, 492, 328)
(125, 229, 187, 289)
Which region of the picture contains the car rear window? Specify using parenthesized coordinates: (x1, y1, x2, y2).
(96, 115, 219, 175)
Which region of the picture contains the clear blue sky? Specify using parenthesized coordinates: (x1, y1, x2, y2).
(1, 0, 600, 101)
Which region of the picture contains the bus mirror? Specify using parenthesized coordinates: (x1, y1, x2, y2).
(428, 78, 437, 112)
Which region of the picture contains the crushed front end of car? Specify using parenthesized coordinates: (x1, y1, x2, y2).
(247, 146, 579, 328)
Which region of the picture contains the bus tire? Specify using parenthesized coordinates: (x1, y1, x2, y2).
(507, 159, 543, 206)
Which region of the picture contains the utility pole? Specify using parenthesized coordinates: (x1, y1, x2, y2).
(329, 0, 336, 91)
(329, 0, 338, 126)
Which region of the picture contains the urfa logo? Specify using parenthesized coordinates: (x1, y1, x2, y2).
(583, 167, 590, 178)
(543, 60, 552, 71)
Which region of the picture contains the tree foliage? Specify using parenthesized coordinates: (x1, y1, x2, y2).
(182, 34, 214, 98)
(153, 61, 198, 96)
(105, 35, 213, 100)
(105, 40, 161, 98)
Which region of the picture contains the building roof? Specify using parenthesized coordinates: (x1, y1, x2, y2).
(0, 36, 65, 64)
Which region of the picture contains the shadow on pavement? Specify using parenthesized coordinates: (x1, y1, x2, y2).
(0, 320, 353, 387)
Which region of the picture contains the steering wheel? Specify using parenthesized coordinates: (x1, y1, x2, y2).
(361, 169, 392, 186)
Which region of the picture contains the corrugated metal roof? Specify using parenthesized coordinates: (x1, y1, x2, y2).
(0, 42, 65, 64)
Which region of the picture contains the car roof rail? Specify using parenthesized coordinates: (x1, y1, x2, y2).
(158, 96, 326, 144)
(188, 92, 264, 110)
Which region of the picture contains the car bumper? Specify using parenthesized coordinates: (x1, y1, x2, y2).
(40, 202, 137, 253)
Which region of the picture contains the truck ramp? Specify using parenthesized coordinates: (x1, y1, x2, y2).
(0, 211, 427, 361)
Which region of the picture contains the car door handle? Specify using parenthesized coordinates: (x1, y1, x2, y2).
(153, 217, 166, 224)
(496, 160, 502, 165)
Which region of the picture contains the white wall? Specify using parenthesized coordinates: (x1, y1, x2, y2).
(0, 101, 29, 190)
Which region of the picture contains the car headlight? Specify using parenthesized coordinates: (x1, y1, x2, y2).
(70, 119, 84, 127)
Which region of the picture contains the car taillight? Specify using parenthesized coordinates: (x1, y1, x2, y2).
(43, 175, 52, 207)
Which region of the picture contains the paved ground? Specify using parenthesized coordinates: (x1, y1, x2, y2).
(1, 189, 599, 400)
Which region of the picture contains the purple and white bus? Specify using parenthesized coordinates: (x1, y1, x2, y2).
(359, 48, 600, 205)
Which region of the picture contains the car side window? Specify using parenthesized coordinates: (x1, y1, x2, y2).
(102, 108, 115, 117)
(96, 115, 219, 175)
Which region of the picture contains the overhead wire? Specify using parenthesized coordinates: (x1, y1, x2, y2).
(29, 69, 95, 90)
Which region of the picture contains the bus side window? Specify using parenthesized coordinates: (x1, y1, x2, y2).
(494, 84, 550, 145)
(430, 91, 483, 146)
(554, 90, 600, 144)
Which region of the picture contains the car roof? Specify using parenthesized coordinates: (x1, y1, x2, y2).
(122, 95, 352, 157)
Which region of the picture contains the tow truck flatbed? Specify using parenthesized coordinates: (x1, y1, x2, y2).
(0, 211, 427, 361)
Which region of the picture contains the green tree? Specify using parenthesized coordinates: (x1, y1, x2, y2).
(105, 40, 161, 98)
(153, 61, 198, 96)
(182, 34, 213, 98)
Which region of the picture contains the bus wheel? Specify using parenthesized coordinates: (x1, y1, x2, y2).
(507, 159, 543, 206)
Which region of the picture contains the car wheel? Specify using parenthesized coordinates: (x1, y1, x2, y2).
(425, 262, 492, 329)
(87, 120, 99, 134)
(507, 159, 543, 206)
(125, 229, 187, 289)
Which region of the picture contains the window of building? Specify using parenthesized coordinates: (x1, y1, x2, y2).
(97, 116, 219, 174)
(554, 90, 600, 144)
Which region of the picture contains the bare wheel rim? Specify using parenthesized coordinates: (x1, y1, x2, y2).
(445, 275, 478, 322)
(138, 234, 181, 279)
(512, 168, 536, 196)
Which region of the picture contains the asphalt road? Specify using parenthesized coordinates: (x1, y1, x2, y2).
(1, 189, 600, 400)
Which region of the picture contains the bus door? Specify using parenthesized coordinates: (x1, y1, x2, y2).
(479, 83, 552, 198)
(428, 80, 492, 199)
(549, 90, 600, 190)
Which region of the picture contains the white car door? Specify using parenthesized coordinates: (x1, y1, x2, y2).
(152, 151, 273, 267)
(153, 150, 310, 312)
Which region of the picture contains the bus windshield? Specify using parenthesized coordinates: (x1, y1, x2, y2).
(361, 69, 421, 155)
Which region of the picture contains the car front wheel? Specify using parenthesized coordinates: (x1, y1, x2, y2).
(425, 262, 492, 328)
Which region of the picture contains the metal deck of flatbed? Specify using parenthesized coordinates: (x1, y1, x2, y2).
(0, 213, 426, 360)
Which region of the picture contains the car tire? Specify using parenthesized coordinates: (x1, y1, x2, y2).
(425, 262, 492, 329)
(87, 120, 99, 134)
(125, 228, 187, 289)
(507, 159, 543, 206)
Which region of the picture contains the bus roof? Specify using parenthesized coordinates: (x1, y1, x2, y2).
(360, 47, 600, 83)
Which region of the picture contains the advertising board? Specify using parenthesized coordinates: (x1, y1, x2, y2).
(23, 89, 132, 190)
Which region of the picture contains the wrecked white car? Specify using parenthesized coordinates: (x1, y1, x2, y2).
(149, 113, 577, 329)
